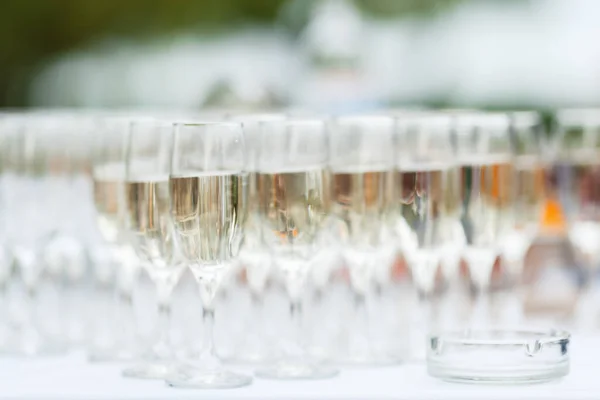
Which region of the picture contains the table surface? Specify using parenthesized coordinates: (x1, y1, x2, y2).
(1, 336, 599, 400)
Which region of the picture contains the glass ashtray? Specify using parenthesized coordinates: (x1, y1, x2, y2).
(427, 329, 570, 384)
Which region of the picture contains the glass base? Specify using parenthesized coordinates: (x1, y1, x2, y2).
(255, 361, 339, 380)
(167, 367, 252, 389)
(122, 362, 175, 380)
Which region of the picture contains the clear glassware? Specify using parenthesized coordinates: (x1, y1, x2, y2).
(495, 112, 546, 325)
(393, 113, 462, 356)
(501, 112, 546, 280)
(552, 109, 600, 331)
(225, 113, 287, 364)
(427, 329, 570, 384)
(36, 114, 90, 349)
(166, 122, 252, 389)
(3, 113, 72, 356)
(89, 116, 142, 361)
(253, 119, 338, 380)
(0, 113, 20, 352)
(120, 119, 186, 379)
(453, 113, 514, 327)
(328, 115, 398, 365)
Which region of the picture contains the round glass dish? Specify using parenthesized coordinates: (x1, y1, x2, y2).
(427, 329, 570, 384)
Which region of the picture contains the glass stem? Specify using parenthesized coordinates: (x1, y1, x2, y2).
(350, 292, 371, 357)
(289, 298, 305, 358)
(0, 281, 8, 344)
(472, 285, 490, 327)
(153, 280, 174, 359)
(116, 289, 135, 348)
(250, 291, 265, 345)
(283, 267, 307, 359)
(200, 307, 220, 370)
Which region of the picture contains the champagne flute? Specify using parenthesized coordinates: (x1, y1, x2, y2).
(501, 112, 546, 279)
(226, 113, 286, 363)
(393, 113, 461, 354)
(254, 119, 338, 380)
(454, 113, 514, 327)
(553, 109, 600, 330)
(328, 115, 397, 364)
(121, 119, 186, 379)
(0, 113, 21, 352)
(6, 114, 73, 355)
(496, 112, 546, 325)
(166, 122, 252, 389)
(90, 116, 142, 361)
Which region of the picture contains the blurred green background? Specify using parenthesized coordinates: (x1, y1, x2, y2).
(0, 0, 463, 107)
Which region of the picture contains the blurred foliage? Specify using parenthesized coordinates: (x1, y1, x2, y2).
(0, 0, 285, 106)
(0, 0, 465, 107)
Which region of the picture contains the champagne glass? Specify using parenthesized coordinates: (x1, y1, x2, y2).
(166, 122, 252, 389)
(0, 113, 20, 352)
(328, 115, 397, 364)
(254, 119, 338, 380)
(393, 113, 461, 354)
(6, 114, 72, 355)
(497, 112, 546, 324)
(121, 119, 186, 379)
(90, 116, 142, 361)
(553, 109, 600, 330)
(453, 113, 514, 327)
(226, 113, 287, 363)
(37, 114, 90, 348)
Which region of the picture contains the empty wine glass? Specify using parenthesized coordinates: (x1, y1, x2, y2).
(121, 119, 186, 379)
(166, 122, 252, 389)
(553, 109, 600, 330)
(328, 115, 397, 364)
(454, 113, 514, 327)
(254, 119, 338, 380)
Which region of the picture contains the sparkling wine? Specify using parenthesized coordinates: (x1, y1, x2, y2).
(331, 166, 396, 292)
(458, 157, 515, 248)
(395, 163, 462, 252)
(125, 175, 179, 269)
(501, 156, 547, 264)
(331, 167, 394, 245)
(169, 171, 248, 267)
(257, 167, 329, 263)
(513, 156, 547, 229)
(551, 155, 600, 259)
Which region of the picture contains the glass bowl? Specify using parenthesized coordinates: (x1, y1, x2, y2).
(426, 329, 570, 384)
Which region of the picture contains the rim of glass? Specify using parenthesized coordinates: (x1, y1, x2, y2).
(454, 112, 511, 129)
(396, 113, 454, 128)
(228, 112, 287, 122)
(259, 118, 325, 128)
(429, 329, 570, 346)
(511, 111, 541, 128)
(332, 114, 394, 124)
(556, 108, 600, 127)
(173, 121, 243, 129)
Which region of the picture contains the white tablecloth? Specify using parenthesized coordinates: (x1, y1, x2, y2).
(1, 336, 598, 400)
